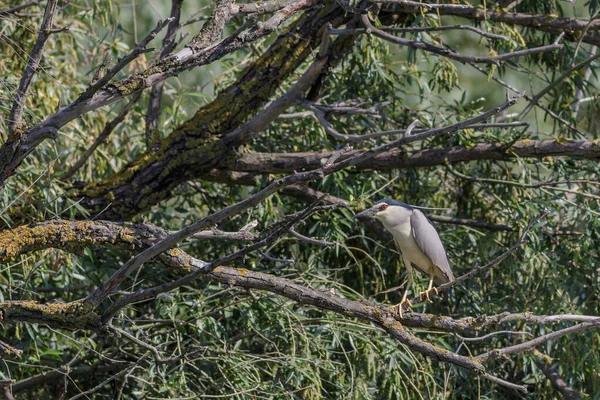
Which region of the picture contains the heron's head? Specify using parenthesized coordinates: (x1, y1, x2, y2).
(353, 199, 413, 224)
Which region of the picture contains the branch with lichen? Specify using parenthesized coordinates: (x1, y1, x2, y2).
(0, 0, 321, 188)
(1, 215, 598, 394)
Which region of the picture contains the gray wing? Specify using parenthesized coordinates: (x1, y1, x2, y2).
(410, 209, 454, 283)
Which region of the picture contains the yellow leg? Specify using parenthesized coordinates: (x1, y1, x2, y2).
(388, 254, 414, 318)
(390, 287, 413, 318)
(418, 276, 439, 303)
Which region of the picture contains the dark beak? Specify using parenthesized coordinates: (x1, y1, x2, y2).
(353, 207, 377, 220)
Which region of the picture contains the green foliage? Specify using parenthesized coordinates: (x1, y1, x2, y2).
(1, 0, 599, 399)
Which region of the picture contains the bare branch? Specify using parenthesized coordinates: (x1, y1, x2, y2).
(230, 0, 298, 16)
(329, 25, 509, 40)
(145, 0, 184, 152)
(481, 373, 528, 393)
(455, 330, 532, 342)
(475, 319, 600, 362)
(373, 0, 469, 10)
(518, 52, 600, 120)
(359, 14, 562, 65)
(289, 228, 337, 246)
(377, 1, 600, 46)
(228, 139, 600, 173)
(79, 18, 174, 102)
(0, 0, 42, 17)
(539, 363, 583, 400)
(8, 0, 59, 134)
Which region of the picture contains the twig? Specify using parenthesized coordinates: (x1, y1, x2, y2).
(455, 330, 532, 342)
(475, 319, 600, 362)
(0, 0, 41, 16)
(8, 0, 59, 134)
(372, 0, 469, 9)
(230, 0, 297, 16)
(100, 197, 327, 321)
(482, 373, 528, 392)
(518, 52, 600, 120)
(329, 25, 509, 40)
(111, 326, 184, 364)
(259, 250, 295, 264)
(78, 18, 174, 102)
(475, 312, 600, 329)
(359, 14, 562, 66)
(145, 0, 183, 152)
(289, 228, 336, 246)
(434, 214, 543, 293)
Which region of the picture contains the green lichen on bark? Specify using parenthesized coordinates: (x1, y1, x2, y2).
(77, 5, 346, 221)
(0, 220, 143, 262)
(0, 300, 101, 330)
(0, 220, 94, 261)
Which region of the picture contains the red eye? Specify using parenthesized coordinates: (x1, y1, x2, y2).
(380, 204, 387, 211)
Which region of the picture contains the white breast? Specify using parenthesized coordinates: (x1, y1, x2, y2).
(382, 219, 434, 274)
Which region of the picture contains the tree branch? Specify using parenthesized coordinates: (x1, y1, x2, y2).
(0, 0, 320, 187)
(539, 363, 583, 400)
(145, 0, 184, 152)
(475, 319, 600, 362)
(7, 0, 59, 134)
(0, 0, 42, 17)
(377, 0, 600, 46)
(226, 139, 600, 173)
(359, 13, 562, 65)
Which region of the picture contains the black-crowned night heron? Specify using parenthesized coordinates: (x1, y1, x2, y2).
(354, 199, 454, 315)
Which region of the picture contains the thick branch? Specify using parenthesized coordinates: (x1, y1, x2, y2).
(378, 1, 600, 46)
(85, 94, 521, 306)
(226, 139, 600, 173)
(1, 215, 597, 393)
(539, 364, 583, 400)
(0, 300, 100, 330)
(0, 1, 319, 187)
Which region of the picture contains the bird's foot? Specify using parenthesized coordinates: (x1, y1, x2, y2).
(418, 287, 439, 303)
(388, 298, 412, 318)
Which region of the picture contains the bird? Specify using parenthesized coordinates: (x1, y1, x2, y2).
(354, 199, 454, 316)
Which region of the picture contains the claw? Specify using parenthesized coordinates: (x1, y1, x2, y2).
(419, 287, 439, 303)
(389, 298, 412, 318)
